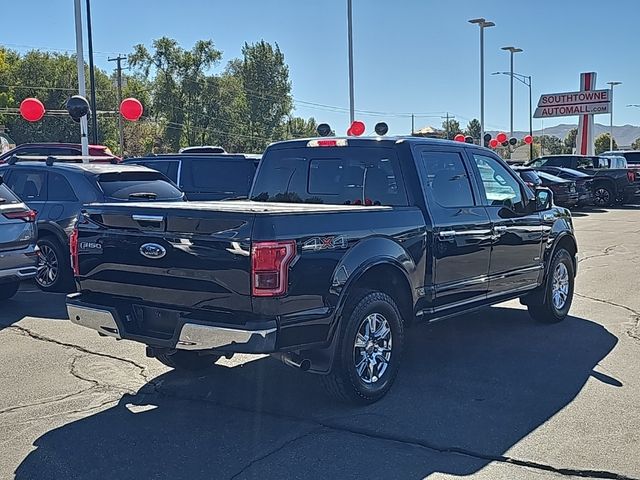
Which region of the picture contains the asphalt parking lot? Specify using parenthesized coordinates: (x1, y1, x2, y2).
(1, 207, 639, 480)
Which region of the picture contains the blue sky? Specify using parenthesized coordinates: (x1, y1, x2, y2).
(3, 0, 639, 136)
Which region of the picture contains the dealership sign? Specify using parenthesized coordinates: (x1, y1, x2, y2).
(534, 89, 610, 118)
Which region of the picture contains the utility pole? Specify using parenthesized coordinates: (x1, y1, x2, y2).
(442, 112, 455, 139)
(108, 55, 127, 156)
(411, 114, 415, 135)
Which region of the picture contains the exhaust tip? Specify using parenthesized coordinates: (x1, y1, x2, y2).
(299, 359, 311, 372)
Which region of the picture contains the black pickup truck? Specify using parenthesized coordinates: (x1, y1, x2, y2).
(66, 137, 578, 403)
(525, 154, 639, 206)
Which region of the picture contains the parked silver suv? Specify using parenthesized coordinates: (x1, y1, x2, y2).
(0, 178, 38, 300)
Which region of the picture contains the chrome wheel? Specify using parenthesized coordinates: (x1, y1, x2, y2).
(594, 187, 610, 206)
(353, 312, 392, 384)
(36, 244, 59, 288)
(552, 262, 569, 310)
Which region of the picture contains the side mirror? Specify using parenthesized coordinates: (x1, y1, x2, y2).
(535, 187, 553, 211)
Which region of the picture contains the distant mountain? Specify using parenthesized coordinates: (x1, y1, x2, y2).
(488, 124, 640, 147)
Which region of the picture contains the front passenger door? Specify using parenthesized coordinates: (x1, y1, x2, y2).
(469, 153, 544, 297)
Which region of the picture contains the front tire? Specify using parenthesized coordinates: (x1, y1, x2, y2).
(0, 281, 20, 300)
(593, 184, 614, 207)
(322, 291, 404, 404)
(528, 248, 574, 323)
(156, 350, 221, 371)
(36, 238, 73, 292)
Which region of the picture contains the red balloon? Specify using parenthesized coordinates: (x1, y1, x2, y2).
(523, 134, 533, 145)
(454, 134, 465, 142)
(120, 98, 143, 121)
(346, 128, 353, 136)
(350, 121, 365, 136)
(489, 139, 499, 148)
(19, 98, 45, 122)
(496, 132, 508, 143)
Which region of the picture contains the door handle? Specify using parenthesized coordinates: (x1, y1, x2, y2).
(437, 230, 456, 240)
(132, 214, 164, 223)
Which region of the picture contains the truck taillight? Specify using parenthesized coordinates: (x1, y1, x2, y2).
(628, 170, 636, 183)
(70, 228, 79, 276)
(251, 241, 296, 297)
(3, 209, 37, 222)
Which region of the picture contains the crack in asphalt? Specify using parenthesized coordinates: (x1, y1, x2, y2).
(578, 245, 620, 264)
(7, 325, 155, 385)
(574, 293, 640, 342)
(228, 428, 325, 480)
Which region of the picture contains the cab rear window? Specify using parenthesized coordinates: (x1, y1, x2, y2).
(98, 172, 183, 201)
(251, 147, 408, 206)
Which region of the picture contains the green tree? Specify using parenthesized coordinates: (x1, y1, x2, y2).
(564, 128, 578, 154)
(594, 133, 617, 155)
(536, 135, 564, 155)
(442, 119, 461, 140)
(464, 118, 482, 142)
(282, 117, 318, 139)
(129, 37, 223, 150)
(632, 137, 640, 150)
(229, 41, 293, 151)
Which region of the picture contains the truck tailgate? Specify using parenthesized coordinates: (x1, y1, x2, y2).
(76, 203, 255, 321)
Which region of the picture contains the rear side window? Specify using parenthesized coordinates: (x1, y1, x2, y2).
(139, 160, 179, 183)
(189, 159, 256, 197)
(98, 172, 183, 201)
(48, 172, 78, 201)
(0, 183, 20, 205)
(623, 152, 640, 165)
(419, 150, 474, 208)
(251, 147, 408, 206)
(4, 170, 47, 201)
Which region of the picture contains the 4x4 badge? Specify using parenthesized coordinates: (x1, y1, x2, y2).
(301, 236, 347, 251)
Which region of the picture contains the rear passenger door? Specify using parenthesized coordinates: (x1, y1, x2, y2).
(416, 146, 493, 310)
(43, 172, 79, 230)
(137, 160, 180, 184)
(469, 152, 544, 296)
(185, 158, 256, 200)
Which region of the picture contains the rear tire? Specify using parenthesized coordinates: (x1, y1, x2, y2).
(0, 281, 20, 300)
(36, 238, 74, 293)
(528, 248, 574, 324)
(322, 290, 404, 404)
(156, 350, 221, 371)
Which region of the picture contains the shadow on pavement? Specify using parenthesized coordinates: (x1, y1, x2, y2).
(0, 284, 68, 331)
(15, 307, 619, 480)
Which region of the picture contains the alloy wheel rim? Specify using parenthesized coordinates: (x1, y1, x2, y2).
(594, 188, 609, 206)
(353, 312, 392, 384)
(36, 244, 59, 287)
(552, 262, 570, 310)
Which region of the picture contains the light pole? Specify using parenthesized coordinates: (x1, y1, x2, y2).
(347, 0, 355, 124)
(493, 71, 533, 160)
(501, 46, 523, 140)
(607, 81, 622, 151)
(73, 0, 89, 156)
(469, 18, 495, 144)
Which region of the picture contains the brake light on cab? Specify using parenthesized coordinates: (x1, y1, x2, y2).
(251, 241, 296, 297)
(307, 139, 348, 148)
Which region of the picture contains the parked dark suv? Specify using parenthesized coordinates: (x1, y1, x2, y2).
(0, 158, 184, 291)
(124, 153, 260, 201)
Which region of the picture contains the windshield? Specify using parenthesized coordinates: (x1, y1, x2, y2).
(98, 172, 184, 201)
(250, 146, 408, 206)
(527, 158, 548, 168)
(557, 168, 590, 178)
(536, 171, 567, 183)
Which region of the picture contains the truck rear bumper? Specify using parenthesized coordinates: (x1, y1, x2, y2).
(66, 293, 277, 353)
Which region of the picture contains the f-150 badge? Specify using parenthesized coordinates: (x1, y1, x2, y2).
(302, 235, 347, 251)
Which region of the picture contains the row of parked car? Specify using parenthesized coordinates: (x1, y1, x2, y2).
(0, 142, 639, 303)
(511, 152, 640, 209)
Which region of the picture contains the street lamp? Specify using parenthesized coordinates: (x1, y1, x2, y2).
(501, 46, 523, 140)
(469, 18, 495, 144)
(347, 0, 355, 124)
(493, 71, 533, 160)
(606, 81, 622, 151)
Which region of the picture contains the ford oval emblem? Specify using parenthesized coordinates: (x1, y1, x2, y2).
(140, 243, 166, 259)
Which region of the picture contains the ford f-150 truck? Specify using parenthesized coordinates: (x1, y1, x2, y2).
(66, 136, 578, 403)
